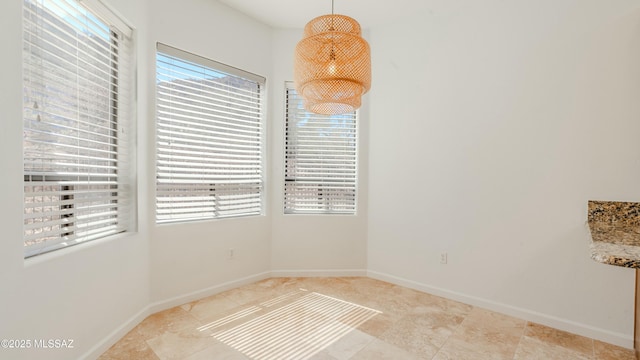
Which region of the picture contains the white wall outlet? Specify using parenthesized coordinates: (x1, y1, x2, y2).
(440, 252, 448, 264)
(228, 248, 235, 260)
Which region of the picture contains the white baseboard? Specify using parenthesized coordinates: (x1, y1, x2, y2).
(83, 269, 633, 359)
(147, 271, 272, 314)
(82, 271, 271, 360)
(270, 269, 368, 278)
(81, 306, 151, 360)
(84, 269, 364, 359)
(367, 270, 633, 349)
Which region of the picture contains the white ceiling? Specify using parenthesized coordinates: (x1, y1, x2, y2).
(217, 0, 454, 29)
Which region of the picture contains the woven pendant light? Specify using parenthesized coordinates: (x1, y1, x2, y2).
(294, 1, 371, 115)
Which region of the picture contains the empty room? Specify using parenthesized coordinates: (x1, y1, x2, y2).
(1, 0, 640, 359)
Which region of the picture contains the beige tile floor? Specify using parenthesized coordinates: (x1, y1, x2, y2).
(99, 277, 636, 360)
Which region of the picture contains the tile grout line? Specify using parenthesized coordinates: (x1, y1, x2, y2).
(143, 337, 162, 360)
(511, 320, 529, 360)
(429, 305, 474, 359)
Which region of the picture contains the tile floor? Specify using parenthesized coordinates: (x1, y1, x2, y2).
(99, 277, 636, 360)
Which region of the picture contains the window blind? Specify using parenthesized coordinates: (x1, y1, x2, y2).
(156, 44, 265, 224)
(23, 0, 134, 258)
(284, 83, 358, 214)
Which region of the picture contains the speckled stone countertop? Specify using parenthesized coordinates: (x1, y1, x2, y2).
(587, 200, 640, 268)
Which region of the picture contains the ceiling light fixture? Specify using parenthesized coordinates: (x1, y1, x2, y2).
(294, 0, 371, 115)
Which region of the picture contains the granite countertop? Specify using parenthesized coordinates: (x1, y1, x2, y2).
(587, 200, 640, 268)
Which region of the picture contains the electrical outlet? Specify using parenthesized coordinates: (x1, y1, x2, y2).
(228, 248, 235, 260)
(440, 252, 448, 264)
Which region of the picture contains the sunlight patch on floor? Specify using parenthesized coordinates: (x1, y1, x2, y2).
(198, 306, 262, 332)
(212, 292, 381, 360)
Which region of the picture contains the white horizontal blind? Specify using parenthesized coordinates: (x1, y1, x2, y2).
(156, 44, 264, 224)
(23, 0, 134, 258)
(284, 83, 357, 214)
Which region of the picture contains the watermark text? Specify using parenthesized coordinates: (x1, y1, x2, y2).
(1, 339, 74, 349)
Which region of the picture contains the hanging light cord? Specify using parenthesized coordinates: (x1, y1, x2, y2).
(330, 0, 336, 54)
(329, 0, 335, 31)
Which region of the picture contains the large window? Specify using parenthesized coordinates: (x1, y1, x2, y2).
(284, 83, 358, 214)
(23, 0, 134, 258)
(155, 44, 265, 224)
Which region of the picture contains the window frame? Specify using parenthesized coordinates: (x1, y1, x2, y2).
(155, 43, 266, 224)
(283, 82, 359, 215)
(22, 0, 135, 258)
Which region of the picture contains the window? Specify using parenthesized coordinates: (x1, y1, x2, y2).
(284, 83, 358, 214)
(155, 44, 265, 224)
(23, 0, 134, 258)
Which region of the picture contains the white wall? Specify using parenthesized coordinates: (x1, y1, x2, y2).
(269, 30, 369, 275)
(0, 0, 151, 359)
(0, 0, 276, 359)
(367, 0, 640, 347)
(146, 0, 274, 303)
(2, 0, 640, 358)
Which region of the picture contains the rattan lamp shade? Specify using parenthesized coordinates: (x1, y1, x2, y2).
(294, 14, 371, 115)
